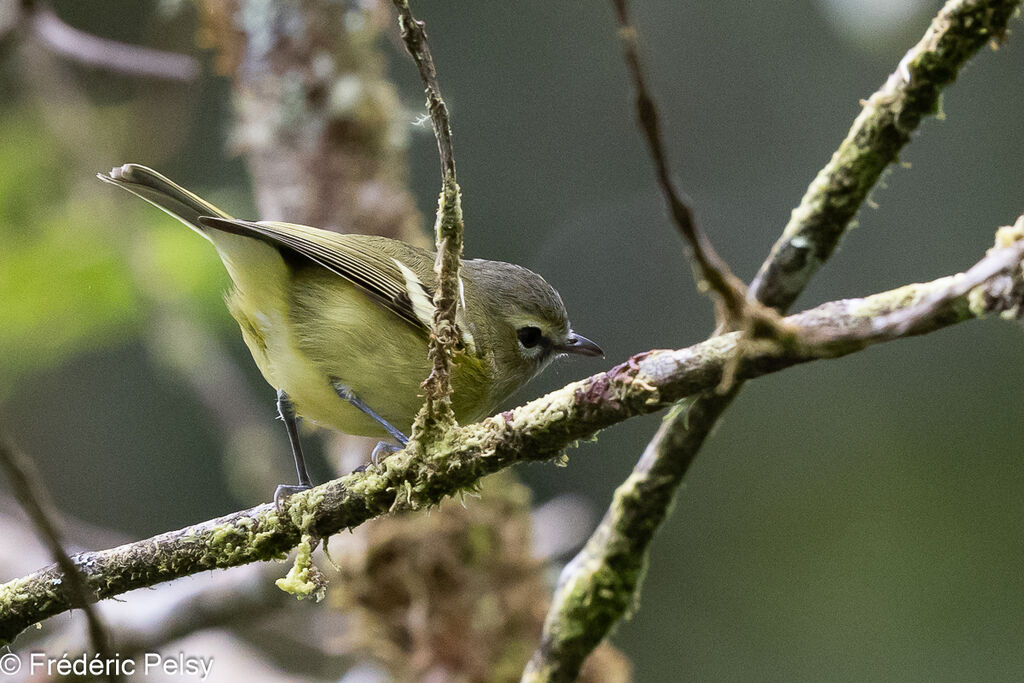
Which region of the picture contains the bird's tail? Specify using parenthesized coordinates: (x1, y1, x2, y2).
(97, 164, 233, 236)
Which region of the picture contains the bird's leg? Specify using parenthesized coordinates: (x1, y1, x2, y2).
(348, 442, 402, 474)
(331, 381, 409, 465)
(274, 389, 313, 509)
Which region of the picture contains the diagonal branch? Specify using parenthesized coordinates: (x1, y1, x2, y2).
(0, 437, 117, 675)
(525, 1, 1021, 679)
(2, 229, 1021, 647)
(612, 0, 770, 332)
(749, 0, 1020, 311)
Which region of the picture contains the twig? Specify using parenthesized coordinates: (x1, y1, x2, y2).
(525, 1, 1021, 678)
(0, 437, 118, 678)
(26, 3, 198, 82)
(390, 0, 455, 180)
(846, 223, 1024, 341)
(611, 0, 774, 333)
(391, 0, 464, 422)
(2, 232, 1022, 647)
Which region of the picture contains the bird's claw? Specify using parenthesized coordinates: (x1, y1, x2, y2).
(370, 441, 402, 466)
(274, 483, 312, 513)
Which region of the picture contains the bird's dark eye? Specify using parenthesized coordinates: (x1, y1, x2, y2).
(516, 326, 544, 349)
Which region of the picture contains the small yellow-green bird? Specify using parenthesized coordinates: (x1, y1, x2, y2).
(99, 164, 602, 502)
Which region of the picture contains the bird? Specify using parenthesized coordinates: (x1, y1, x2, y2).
(99, 164, 603, 503)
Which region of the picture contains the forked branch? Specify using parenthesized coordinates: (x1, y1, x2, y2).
(526, 1, 1021, 679)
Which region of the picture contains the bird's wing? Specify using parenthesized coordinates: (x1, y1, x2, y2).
(198, 217, 435, 331)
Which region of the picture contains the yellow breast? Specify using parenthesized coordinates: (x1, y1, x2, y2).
(228, 264, 495, 439)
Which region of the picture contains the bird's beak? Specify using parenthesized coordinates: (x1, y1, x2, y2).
(560, 332, 604, 358)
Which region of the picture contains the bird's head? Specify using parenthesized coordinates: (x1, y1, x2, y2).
(461, 259, 603, 402)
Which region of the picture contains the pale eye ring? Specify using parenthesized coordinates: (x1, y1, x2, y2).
(516, 326, 543, 349)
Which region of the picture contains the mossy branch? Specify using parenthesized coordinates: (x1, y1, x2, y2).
(392, 0, 465, 425)
(1, 229, 1022, 647)
(749, 0, 1021, 311)
(525, 1, 1021, 679)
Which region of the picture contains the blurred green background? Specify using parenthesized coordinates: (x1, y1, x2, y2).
(1, 1, 1023, 680)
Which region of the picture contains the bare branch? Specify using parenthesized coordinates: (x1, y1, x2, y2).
(28, 4, 198, 82)
(2, 229, 1022, 647)
(390, 0, 455, 180)
(0, 437, 117, 678)
(611, 0, 764, 331)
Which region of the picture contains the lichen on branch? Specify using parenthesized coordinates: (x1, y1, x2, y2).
(749, 0, 1022, 311)
(2, 226, 1021, 648)
(526, 1, 1022, 678)
(391, 0, 465, 430)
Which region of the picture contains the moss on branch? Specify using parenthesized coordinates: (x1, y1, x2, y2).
(391, 0, 465, 424)
(2, 232, 1022, 647)
(749, 0, 1021, 312)
(525, 2, 1021, 677)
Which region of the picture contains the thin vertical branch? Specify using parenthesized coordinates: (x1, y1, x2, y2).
(390, 1, 455, 180)
(0, 436, 117, 680)
(392, 0, 464, 425)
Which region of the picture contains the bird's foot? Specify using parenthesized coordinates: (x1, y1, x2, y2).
(370, 440, 403, 466)
(274, 483, 312, 513)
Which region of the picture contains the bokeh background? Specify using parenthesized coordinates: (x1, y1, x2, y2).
(1, 0, 1023, 680)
